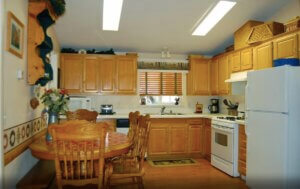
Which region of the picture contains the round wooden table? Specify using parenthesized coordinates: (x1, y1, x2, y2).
(29, 132, 132, 160)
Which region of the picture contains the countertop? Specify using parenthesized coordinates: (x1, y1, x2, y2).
(60, 113, 246, 125)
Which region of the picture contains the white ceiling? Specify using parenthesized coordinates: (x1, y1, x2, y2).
(54, 0, 291, 55)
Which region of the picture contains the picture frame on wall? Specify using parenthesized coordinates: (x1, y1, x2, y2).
(6, 11, 24, 58)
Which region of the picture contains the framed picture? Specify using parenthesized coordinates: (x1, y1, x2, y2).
(6, 11, 24, 58)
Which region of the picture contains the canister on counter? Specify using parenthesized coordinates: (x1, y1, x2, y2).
(195, 102, 203, 113)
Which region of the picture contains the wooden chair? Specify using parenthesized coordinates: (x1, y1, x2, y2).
(49, 120, 108, 189)
(128, 111, 140, 140)
(105, 115, 151, 189)
(66, 109, 98, 122)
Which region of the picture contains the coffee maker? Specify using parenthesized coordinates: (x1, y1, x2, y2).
(208, 99, 219, 114)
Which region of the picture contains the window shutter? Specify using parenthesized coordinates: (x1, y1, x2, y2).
(139, 72, 182, 95)
(147, 72, 161, 95)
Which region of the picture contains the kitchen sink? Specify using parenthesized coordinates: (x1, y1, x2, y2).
(146, 112, 185, 116)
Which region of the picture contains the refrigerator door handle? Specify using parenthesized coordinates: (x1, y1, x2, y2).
(245, 83, 249, 111)
(244, 111, 250, 136)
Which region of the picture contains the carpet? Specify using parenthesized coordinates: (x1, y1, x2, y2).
(147, 158, 198, 167)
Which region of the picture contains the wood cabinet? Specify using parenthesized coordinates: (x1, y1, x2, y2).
(187, 56, 210, 95)
(238, 124, 247, 176)
(241, 48, 253, 70)
(253, 42, 273, 70)
(98, 56, 116, 94)
(60, 54, 137, 95)
(148, 118, 206, 158)
(115, 56, 137, 94)
(170, 125, 188, 154)
(218, 55, 230, 95)
(203, 119, 211, 162)
(232, 51, 241, 72)
(148, 120, 171, 156)
(188, 119, 204, 154)
(210, 58, 218, 95)
(60, 54, 84, 93)
(273, 33, 298, 59)
(83, 56, 98, 92)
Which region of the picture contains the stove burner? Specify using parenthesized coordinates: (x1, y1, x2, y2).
(217, 116, 245, 121)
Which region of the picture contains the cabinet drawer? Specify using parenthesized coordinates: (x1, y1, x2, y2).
(188, 119, 203, 125)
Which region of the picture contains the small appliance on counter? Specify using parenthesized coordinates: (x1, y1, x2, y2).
(208, 99, 219, 114)
(100, 104, 115, 115)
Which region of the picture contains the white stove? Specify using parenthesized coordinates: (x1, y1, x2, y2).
(211, 117, 240, 177)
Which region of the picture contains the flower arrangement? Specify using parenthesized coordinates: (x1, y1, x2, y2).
(38, 88, 69, 114)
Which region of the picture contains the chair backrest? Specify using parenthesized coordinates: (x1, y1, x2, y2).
(135, 114, 151, 169)
(66, 109, 98, 122)
(128, 111, 140, 140)
(49, 120, 108, 189)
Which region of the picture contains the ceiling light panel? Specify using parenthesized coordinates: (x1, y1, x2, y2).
(192, 0, 236, 36)
(103, 0, 124, 31)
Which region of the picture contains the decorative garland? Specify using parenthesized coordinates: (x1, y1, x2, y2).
(35, 9, 55, 86)
(35, 0, 66, 86)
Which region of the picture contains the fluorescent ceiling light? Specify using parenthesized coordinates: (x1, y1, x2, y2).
(103, 0, 123, 31)
(192, 1, 236, 36)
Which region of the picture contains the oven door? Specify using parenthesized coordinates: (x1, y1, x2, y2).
(211, 124, 234, 163)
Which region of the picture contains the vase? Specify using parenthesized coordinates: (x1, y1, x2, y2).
(46, 112, 58, 142)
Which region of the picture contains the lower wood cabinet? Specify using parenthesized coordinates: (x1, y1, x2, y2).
(148, 118, 211, 158)
(238, 124, 247, 176)
(203, 119, 211, 162)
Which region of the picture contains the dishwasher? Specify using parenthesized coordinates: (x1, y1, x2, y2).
(116, 119, 129, 135)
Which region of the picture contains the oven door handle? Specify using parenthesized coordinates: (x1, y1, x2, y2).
(212, 125, 233, 133)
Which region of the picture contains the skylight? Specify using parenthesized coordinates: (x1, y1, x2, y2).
(103, 0, 124, 31)
(192, 0, 236, 36)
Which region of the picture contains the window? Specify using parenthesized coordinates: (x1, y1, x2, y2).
(139, 72, 182, 96)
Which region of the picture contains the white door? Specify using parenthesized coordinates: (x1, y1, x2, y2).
(246, 111, 288, 188)
(246, 66, 288, 113)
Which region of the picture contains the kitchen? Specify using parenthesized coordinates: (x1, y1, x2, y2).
(0, 0, 300, 189)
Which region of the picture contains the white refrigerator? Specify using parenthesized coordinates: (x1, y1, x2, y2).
(245, 66, 300, 188)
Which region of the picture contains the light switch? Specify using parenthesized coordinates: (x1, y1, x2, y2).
(17, 69, 23, 80)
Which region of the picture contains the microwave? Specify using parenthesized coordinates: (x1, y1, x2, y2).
(68, 97, 92, 111)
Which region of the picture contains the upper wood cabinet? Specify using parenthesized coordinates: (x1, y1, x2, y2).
(60, 54, 83, 93)
(210, 58, 218, 95)
(218, 55, 230, 95)
(115, 56, 137, 94)
(83, 56, 98, 93)
(232, 51, 241, 72)
(241, 48, 253, 70)
(253, 42, 273, 70)
(187, 56, 210, 95)
(60, 54, 137, 95)
(273, 33, 298, 59)
(98, 56, 116, 94)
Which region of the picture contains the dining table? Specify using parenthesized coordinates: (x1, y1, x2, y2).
(29, 132, 132, 160)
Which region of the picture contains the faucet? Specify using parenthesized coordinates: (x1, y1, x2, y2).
(161, 106, 166, 115)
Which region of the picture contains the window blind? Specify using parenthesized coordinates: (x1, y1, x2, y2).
(139, 72, 182, 95)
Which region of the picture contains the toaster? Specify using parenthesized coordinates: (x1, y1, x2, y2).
(100, 104, 114, 115)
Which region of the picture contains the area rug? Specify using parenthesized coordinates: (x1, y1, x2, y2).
(147, 158, 198, 167)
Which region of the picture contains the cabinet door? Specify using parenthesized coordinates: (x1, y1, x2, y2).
(253, 42, 273, 70)
(273, 33, 298, 59)
(218, 55, 230, 95)
(98, 56, 116, 94)
(83, 56, 98, 93)
(115, 56, 137, 94)
(238, 125, 247, 176)
(60, 55, 83, 93)
(232, 51, 241, 72)
(188, 124, 204, 154)
(148, 125, 169, 156)
(188, 57, 210, 95)
(241, 48, 253, 70)
(169, 125, 188, 154)
(210, 59, 218, 95)
(204, 122, 211, 161)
